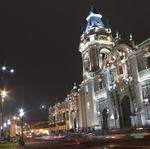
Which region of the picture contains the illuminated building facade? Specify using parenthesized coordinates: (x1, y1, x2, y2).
(78, 11, 150, 131)
(24, 120, 49, 137)
(49, 83, 78, 132)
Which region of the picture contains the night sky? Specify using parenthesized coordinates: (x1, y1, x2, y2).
(0, 0, 149, 121)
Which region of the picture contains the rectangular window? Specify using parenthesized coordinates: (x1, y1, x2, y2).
(90, 34, 95, 41)
(142, 85, 150, 99)
(147, 57, 150, 68)
(94, 77, 105, 93)
(85, 85, 89, 93)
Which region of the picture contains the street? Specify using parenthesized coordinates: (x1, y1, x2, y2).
(14, 137, 150, 149)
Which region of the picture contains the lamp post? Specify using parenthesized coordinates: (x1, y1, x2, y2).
(7, 119, 11, 141)
(1, 89, 7, 138)
(97, 101, 104, 135)
(0, 65, 14, 139)
(19, 108, 25, 146)
(1, 65, 15, 74)
(97, 111, 102, 128)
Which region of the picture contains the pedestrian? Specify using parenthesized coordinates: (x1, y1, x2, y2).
(18, 136, 21, 145)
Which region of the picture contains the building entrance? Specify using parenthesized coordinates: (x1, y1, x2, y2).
(102, 109, 108, 130)
(121, 96, 131, 128)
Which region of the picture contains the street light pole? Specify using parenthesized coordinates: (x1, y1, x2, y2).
(7, 120, 11, 141)
(1, 96, 4, 138)
(21, 117, 24, 145)
(0, 65, 14, 139)
(19, 108, 25, 146)
(1, 89, 7, 139)
(97, 101, 104, 135)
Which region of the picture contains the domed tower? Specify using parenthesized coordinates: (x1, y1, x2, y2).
(79, 11, 114, 80)
(78, 11, 114, 130)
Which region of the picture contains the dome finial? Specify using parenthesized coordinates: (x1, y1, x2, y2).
(116, 32, 119, 39)
(129, 33, 136, 48)
(90, 5, 94, 13)
(129, 34, 133, 41)
(115, 32, 121, 42)
(73, 82, 77, 90)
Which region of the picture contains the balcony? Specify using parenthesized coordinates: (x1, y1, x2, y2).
(94, 88, 107, 100)
(49, 122, 56, 127)
(139, 68, 150, 82)
(57, 120, 66, 125)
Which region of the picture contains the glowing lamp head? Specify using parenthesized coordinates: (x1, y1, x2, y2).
(97, 111, 100, 115)
(1, 66, 6, 71)
(41, 105, 45, 109)
(19, 108, 24, 117)
(10, 69, 15, 74)
(4, 122, 7, 128)
(13, 116, 16, 120)
(7, 120, 11, 125)
(1, 90, 7, 98)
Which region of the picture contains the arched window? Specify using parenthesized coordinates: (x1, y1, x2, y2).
(117, 65, 123, 75)
(89, 48, 99, 71)
(84, 59, 90, 71)
(102, 53, 106, 60)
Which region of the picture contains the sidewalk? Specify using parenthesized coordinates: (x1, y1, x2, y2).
(104, 127, 150, 139)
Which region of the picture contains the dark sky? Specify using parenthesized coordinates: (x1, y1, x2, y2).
(0, 0, 149, 121)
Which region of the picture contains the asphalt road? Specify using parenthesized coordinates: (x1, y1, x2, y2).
(14, 138, 150, 149)
(16, 142, 105, 149)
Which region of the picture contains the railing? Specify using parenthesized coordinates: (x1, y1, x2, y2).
(139, 68, 150, 82)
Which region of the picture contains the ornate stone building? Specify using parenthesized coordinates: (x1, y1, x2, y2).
(49, 11, 150, 133)
(78, 11, 150, 131)
(49, 83, 78, 132)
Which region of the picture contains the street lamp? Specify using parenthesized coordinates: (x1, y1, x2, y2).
(10, 69, 15, 74)
(1, 89, 7, 138)
(0, 65, 15, 139)
(97, 102, 104, 135)
(13, 116, 17, 121)
(41, 104, 49, 110)
(1, 65, 15, 74)
(4, 122, 7, 128)
(1, 66, 6, 71)
(41, 105, 45, 109)
(19, 108, 25, 146)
